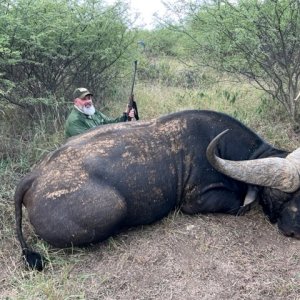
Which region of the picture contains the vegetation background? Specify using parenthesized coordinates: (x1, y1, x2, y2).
(1, 0, 300, 299)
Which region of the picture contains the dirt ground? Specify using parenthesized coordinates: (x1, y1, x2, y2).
(77, 206, 300, 300)
(1, 203, 300, 299)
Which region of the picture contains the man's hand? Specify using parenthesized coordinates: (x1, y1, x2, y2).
(125, 104, 136, 121)
(128, 108, 135, 119)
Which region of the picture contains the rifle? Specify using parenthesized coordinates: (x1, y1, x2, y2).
(127, 60, 139, 121)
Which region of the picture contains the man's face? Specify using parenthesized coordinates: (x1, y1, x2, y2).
(78, 95, 93, 106)
(75, 95, 95, 115)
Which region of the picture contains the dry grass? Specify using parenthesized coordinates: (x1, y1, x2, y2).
(1, 206, 299, 299)
(1, 72, 300, 299)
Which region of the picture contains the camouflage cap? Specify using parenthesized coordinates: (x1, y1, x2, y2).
(73, 87, 93, 99)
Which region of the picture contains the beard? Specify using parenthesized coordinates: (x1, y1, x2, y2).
(81, 105, 96, 116)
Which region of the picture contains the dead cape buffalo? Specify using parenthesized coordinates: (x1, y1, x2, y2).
(15, 110, 300, 270)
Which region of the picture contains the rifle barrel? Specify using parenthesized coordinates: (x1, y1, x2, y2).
(130, 60, 138, 97)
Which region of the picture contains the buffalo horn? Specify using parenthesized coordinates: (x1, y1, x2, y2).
(206, 130, 300, 193)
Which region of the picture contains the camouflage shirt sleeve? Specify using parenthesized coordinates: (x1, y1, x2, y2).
(96, 111, 127, 124)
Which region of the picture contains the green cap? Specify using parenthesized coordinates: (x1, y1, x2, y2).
(73, 87, 93, 99)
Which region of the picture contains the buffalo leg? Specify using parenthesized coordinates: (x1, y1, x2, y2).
(181, 184, 242, 215)
(28, 181, 127, 248)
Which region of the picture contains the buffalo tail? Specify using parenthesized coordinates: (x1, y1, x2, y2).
(14, 174, 46, 271)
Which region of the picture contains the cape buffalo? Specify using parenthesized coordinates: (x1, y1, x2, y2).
(15, 110, 300, 270)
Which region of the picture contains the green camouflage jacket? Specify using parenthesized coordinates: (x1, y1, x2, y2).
(65, 107, 127, 138)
